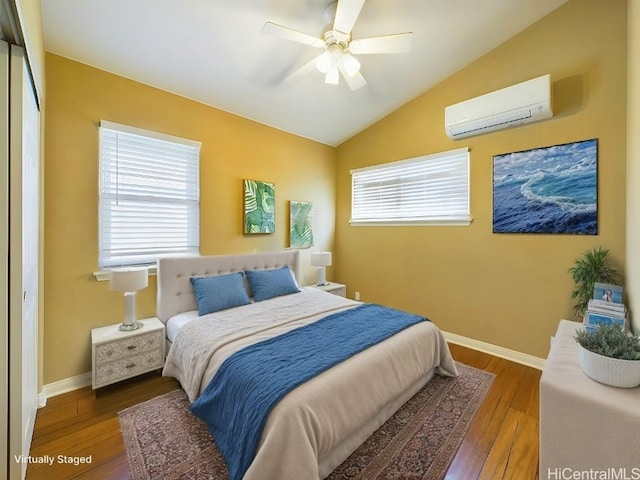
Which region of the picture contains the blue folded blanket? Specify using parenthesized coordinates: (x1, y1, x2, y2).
(190, 303, 428, 480)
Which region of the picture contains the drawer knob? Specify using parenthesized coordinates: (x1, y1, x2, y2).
(125, 363, 136, 369)
(127, 345, 137, 351)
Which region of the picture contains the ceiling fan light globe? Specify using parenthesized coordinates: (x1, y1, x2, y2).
(316, 50, 333, 73)
(340, 53, 361, 77)
(325, 67, 340, 85)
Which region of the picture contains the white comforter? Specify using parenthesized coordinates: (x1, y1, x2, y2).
(163, 288, 457, 480)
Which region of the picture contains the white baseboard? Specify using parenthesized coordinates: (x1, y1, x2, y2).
(36, 332, 545, 406)
(443, 331, 546, 371)
(38, 371, 92, 407)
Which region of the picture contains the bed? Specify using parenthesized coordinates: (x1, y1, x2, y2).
(159, 250, 457, 480)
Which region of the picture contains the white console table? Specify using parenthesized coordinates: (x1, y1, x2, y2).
(539, 320, 640, 479)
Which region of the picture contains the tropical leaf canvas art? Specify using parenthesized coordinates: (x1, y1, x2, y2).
(243, 179, 275, 234)
(290, 201, 314, 248)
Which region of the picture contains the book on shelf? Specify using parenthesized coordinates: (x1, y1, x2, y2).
(583, 311, 628, 333)
(585, 311, 626, 326)
(587, 298, 626, 315)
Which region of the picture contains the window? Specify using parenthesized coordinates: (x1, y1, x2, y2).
(99, 121, 201, 269)
(350, 147, 470, 226)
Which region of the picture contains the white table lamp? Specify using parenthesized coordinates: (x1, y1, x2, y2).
(110, 267, 148, 331)
(310, 252, 332, 286)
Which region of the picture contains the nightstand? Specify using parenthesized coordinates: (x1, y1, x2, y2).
(309, 281, 346, 297)
(91, 317, 165, 389)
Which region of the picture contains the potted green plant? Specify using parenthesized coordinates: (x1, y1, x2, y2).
(568, 247, 619, 319)
(575, 324, 640, 388)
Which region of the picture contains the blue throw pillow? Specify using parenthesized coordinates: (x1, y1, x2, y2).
(190, 272, 251, 316)
(245, 266, 301, 302)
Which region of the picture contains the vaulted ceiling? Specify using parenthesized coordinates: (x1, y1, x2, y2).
(42, 0, 568, 146)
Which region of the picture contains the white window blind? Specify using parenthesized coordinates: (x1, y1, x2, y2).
(99, 120, 201, 269)
(350, 148, 470, 226)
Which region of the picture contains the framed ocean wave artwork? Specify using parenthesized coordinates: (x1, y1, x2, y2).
(492, 139, 597, 234)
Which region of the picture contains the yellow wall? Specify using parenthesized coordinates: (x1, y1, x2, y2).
(627, 0, 639, 334)
(44, 54, 336, 384)
(335, 0, 627, 359)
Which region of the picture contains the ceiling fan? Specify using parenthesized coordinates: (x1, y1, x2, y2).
(262, 0, 413, 91)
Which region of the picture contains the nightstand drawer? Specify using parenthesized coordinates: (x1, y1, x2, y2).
(91, 317, 166, 389)
(94, 348, 164, 387)
(95, 329, 163, 364)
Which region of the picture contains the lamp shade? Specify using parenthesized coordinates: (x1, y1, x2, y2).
(110, 267, 148, 292)
(310, 252, 332, 267)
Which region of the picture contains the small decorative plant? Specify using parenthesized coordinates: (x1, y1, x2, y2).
(568, 247, 619, 318)
(575, 324, 640, 388)
(575, 324, 640, 361)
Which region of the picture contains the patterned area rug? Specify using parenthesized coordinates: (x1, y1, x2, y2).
(118, 363, 493, 480)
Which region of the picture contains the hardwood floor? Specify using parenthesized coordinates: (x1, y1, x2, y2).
(26, 344, 541, 480)
(26, 373, 179, 480)
(445, 344, 541, 480)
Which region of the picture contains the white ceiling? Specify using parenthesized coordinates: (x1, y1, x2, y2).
(42, 0, 568, 146)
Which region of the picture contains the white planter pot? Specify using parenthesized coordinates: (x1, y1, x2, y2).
(578, 344, 640, 388)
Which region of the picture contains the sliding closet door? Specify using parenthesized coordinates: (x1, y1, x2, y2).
(0, 39, 9, 480)
(8, 44, 40, 480)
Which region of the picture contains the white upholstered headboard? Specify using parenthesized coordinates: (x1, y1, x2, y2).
(156, 250, 300, 324)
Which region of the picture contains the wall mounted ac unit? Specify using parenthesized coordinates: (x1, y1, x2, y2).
(444, 74, 552, 139)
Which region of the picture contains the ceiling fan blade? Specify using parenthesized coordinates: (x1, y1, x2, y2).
(338, 63, 367, 91)
(333, 0, 366, 34)
(349, 32, 413, 54)
(285, 56, 321, 83)
(262, 22, 325, 48)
